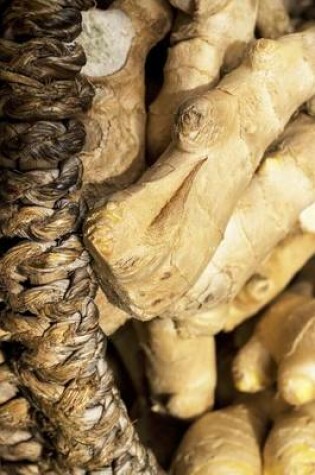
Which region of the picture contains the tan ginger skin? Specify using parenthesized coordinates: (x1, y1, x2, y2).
(135, 318, 216, 419)
(174, 230, 315, 337)
(165, 114, 315, 320)
(232, 288, 312, 393)
(85, 28, 315, 322)
(171, 399, 267, 475)
(147, 0, 258, 160)
(137, 232, 315, 419)
(77, 0, 172, 208)
(133, 114, 315, 420)
(233, 286, 315, 407)
(264, 402, 315, 475)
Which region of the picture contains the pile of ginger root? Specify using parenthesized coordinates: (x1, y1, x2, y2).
(25, 0, 315, 472)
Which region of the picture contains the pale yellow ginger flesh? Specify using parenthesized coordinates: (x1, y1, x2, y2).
(84, 28, 315, 322)
(171, 402, 266, 474)
(264, 402, 315, 475)
(174, 230, 315, 337)
(233, 287, 315, 406)
(163, 114, 315, 320)
(147, 0, 258, 160)
(135, 318, 216, 419)
(77, 0, 172, 207)
(257, 0, 292, 39)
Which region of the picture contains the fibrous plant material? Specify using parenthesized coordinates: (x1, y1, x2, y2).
(0, 0, 160, 472)
(0, 347, 87, 475)
(147, 0, 258, 160)
(77, 0, 172, 207)
(232, 286, 315, 406)
(0, 348, 45, 474)
(85, 28, 315, 322)
(263, 402, 315, 475)
(135, 318, 216, 419)
(257, 0, 292, 39)
(171, 398, 268, 475)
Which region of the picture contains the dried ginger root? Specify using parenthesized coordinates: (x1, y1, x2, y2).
(85, 27, 315, 322)
(78, 0, 172, 207)
(147, 0, 258, 160)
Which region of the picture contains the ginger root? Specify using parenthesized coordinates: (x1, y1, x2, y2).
(264, 402, 315, 475)
(147, 0, 258, 160)
(221, 229, 315, 332)
(135, 318, 216, 419)
(232, 284, 315, 406)
(85, 28, 315, 321)
(78, 0, 172, 207)
(232, 286, 312, 393)
(171, 397, 269, 474)
(77, 0, 171, 335)
(174, 229, 315, 336)
(164, 113, 315, 320)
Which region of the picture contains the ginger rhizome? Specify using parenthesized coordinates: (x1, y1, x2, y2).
(129, 112, 315, 418)
(233, 283, 315, 406)
(171, 398, 268, 475)
(147, 0, 258, 160)
(214, 229, 315, 333)
(77, 0, 171, 336)
(135, 318, 216, 419)
(78, 0, 172, 207)
(264, 402, 315, 475)
(168, 113, 315, 321)
(85, 28, 315, 322)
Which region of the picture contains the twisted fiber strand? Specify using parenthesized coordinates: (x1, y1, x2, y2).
(2, 0, 95, 42)
(0, 1, 159, 472)
(0, 347, 79, 475)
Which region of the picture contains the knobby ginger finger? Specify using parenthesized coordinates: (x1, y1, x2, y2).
(147, 0, 257, 160)
(85, 28, 315, 321)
